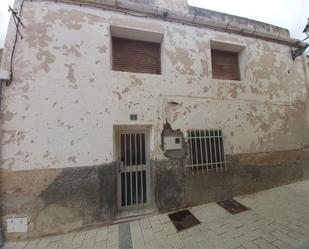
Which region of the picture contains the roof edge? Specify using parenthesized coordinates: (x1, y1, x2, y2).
(36, 0, 301, 46)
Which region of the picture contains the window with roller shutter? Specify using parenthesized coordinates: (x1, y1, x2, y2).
(211, 49, 240, 80)
(112, 37, 161, 75)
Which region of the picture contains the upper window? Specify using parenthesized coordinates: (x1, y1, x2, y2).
(211, 49, 240, 80)
(210, 40, 245, 81)
(112, 37, 161, 74)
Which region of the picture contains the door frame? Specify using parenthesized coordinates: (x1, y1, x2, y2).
(115, 125, 152, 211)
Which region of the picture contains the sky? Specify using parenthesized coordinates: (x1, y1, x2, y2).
(0, 0, 14, 48)
(0, 0, 308, 48)
(188, 0, 309, 40)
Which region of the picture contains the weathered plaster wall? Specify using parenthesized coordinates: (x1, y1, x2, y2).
(0, 0, 308, 240)
(0, 163, 117, 239)
(154, 149, 309, 212)
(0, 0, 307, 172)
(57, 0, 295, 45)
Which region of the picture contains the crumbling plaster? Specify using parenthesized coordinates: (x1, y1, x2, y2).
(0, 0, 307, 171)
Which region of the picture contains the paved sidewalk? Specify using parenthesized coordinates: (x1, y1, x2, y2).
(3, 180, 309, 249)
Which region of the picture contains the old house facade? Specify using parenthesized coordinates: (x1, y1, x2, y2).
(0, 0, 309, 240)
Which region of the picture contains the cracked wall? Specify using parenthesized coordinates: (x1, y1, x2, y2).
(0, 0, 308, 239)
(0, 0, 307, 172)
(0, 164, 117, 240)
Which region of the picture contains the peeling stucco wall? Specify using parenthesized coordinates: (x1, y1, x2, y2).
(0, 163, 117, 240)
(0, 0, 307, 172)
(0, 0, 308, 240)
(55, 0, 296, 45)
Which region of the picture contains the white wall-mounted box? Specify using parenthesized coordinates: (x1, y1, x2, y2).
(0, 70, 10, 81)
(164, 136, 182, 150)
(6, 217, 28, 233)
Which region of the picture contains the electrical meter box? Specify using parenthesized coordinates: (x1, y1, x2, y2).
(164, 136, 182, 150)
(0, 70, 10, 81)
(7, 217, 28, 233)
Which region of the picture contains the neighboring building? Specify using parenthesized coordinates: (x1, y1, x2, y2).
(0, 0, 309, 240)
(305, 54, 309, 145)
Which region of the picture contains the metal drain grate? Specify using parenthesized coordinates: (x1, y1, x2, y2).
(217, 199, 250, 214)
(168, 209, 201, 231)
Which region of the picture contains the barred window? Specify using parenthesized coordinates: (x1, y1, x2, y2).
(187, 129, 226, 173)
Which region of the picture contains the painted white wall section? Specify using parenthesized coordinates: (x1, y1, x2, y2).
(0, 1, 307, 171)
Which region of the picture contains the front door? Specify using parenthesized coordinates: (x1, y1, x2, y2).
(117, 129, 151, 210)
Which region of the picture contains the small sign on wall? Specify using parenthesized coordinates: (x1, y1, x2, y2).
(6, 217, 28, 233)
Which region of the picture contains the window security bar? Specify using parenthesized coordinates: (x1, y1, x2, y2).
(187, 129, 227, 174)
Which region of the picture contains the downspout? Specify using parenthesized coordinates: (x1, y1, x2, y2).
(302, 53, 309, 148)
(303, 53, 309, 94)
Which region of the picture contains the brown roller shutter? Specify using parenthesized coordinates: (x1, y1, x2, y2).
(112, 37, 161, 74)
(211, 50, 240, 80)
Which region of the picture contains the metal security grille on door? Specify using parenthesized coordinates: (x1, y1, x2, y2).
(119, 132, 148, 208)
(187, 129, 227, 173)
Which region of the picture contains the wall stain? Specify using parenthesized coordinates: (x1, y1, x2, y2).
(1, 130, 18, 145)
(35, 50, 56, 73)
(195, 40, 208, 54)
(250, 85, 259, 95)
(24, 22, 53, 48)
(130, 75, 143, 86)
(203, 86, 210, 93)
(96, 46, 107, 54)
(54, 44, 81, 57)
(1, 158, 16, 169)
(44, 9, 104, 30)
(22, 84, 30, 93)
(172, 27, 187, 37)
(200, 59, 209, 76)
(112, 91, 122, 100)
(120, 75, 143, 95)
(65, 63, 78, 89)
(165, 47, 195, 75)
(1, 111, 15, 122)
(43, 151, 51, 158)
(67, 156, 77, 163)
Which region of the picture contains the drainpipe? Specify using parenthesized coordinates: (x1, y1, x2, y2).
(0, 226, 3, 247)
(303, 53, 309, 148)
(303, 53, 309, 95)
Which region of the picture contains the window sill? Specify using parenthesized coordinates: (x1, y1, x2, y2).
(111, 69, 163, 77)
